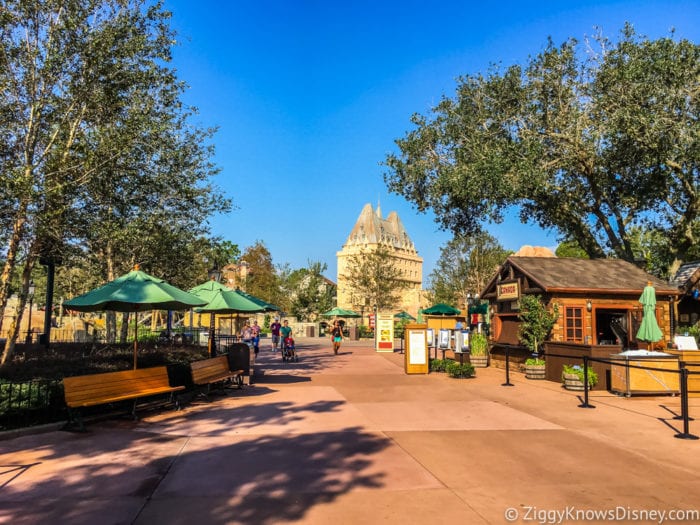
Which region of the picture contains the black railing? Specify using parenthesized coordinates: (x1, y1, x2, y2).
(498, 348, 700, 440)
(0, 379, 65, 431)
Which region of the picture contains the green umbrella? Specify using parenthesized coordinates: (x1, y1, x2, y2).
(322, 307, 361, 318)
(636, 283, 663, 349)
(422, 303, 461, 316)
(235, 288, 282, 312)
(191, 286, 267, 356)
(196, 289, 266, 314)
(394, 311, 416, 321)
(64, 267, 207, 368)
(188, 279, 230, 302)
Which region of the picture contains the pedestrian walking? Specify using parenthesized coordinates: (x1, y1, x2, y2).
(330, 320, 343, 355)
(240, 320, 253, 351)
(251, 319, 261, 357)
(270, 317, 281, 352)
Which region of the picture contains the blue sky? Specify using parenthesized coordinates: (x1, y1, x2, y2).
(165, 0, 700, 281)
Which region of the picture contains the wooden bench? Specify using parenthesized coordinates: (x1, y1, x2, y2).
(190, 355, 244, 398)
(63, 366, 185, 430)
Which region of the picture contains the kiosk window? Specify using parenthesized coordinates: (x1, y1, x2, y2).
(565, 306, 584, 343)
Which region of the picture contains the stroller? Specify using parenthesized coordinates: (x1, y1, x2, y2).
(282, 336, 297, 362)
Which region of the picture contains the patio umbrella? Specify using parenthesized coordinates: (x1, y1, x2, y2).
(64, 266, 207, 368)
(636, 282, 663, 350)
(235, 288, 282, 312)
(421, 303, 461, 316)
(394, 311, 416, 321)
(192, 288, 266, 356)
(322, 307, 361, 318)
(188, 279, 230, 303)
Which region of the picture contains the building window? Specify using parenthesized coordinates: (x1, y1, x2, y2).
(564, 306, 584, 343)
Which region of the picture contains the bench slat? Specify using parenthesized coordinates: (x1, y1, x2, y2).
(64, 366, 181, 407)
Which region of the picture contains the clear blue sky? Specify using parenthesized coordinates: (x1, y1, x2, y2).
(165, 0, 700, 281)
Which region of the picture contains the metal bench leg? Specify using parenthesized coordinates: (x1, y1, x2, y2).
(63, 408, 87, 432)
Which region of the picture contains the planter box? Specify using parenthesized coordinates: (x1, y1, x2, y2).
(563, 373, 585, 391)
(525, 364, 546, 380)
(469, 354, 488, 368)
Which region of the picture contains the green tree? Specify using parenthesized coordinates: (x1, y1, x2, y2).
(428, 232, 511, 309)
(555, 239, 590, 259)
(518, 295, 559, 354)
(287, 261, 335, 321)
(0, 1, 229, 362)
(384, 25, 700, 277)
(342, 246, 410, 311)
(241, 241, 278, 303)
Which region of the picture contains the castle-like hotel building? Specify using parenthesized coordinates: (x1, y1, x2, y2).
(336, 203, 423, 319)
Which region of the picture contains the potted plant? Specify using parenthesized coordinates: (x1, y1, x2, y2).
(562, 364, 598, 390)
(524, 357, 546, 380)
(518, 295, 558, 378)
(469, 332, 489, 367)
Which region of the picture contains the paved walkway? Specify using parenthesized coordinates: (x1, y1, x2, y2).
(2, 339, 700, 524)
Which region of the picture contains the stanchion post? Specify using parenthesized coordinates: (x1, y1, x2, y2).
(579, 355, 595, 408)
(502, 345, 514, 387)
(675, 366, 699, 440)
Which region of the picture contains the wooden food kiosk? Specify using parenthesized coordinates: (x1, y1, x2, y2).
(481, 256, 679, 391)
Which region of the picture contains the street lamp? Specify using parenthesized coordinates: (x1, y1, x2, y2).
(207, 267, 221, 357)
(25, 281, 35, 344)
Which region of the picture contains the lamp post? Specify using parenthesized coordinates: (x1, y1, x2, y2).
(207, 267, 221, 357)
(25, 281, 35, 344)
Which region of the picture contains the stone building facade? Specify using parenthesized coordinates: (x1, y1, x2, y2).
(336, 203, 423, 320)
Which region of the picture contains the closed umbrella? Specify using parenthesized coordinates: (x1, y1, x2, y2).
(636, 282, 663, 350)
(64, 266, 207, 368)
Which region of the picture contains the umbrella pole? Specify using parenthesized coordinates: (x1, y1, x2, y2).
(133, 312, 139, 370)
(208, 313, 216, 357)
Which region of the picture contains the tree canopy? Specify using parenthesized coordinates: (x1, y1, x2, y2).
(0, 0, 230, 362)
(427, 232, 511, 308)
(384, 25, 700, 278)
(341, 245, 410, 312)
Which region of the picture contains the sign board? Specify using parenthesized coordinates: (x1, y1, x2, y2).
(454, 329, 470, 353)
(376, 312, 394, 352)
(497, 280, 520, 301)
(427, 328, 435, 347)
(369, 313, 375, 329)
(674, 335, 699, 350)
(438, 329, 451, 349)
(404, 324, 429, 374)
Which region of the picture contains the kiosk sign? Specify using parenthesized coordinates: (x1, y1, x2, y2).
(376, 312, 394, 352)
(497, 280, 520, 301)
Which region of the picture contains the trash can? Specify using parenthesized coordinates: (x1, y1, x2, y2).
(227, 343, 251, 383)
(305, 326, 315, 337)
(347, 326, 359, 340)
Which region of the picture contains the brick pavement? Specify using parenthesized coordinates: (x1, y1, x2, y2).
(1, 338, 700, 524)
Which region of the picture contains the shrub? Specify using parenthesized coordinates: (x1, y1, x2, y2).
(562, 363, 598, 387)
(525, 357, 545, 366)
(446, 361, 475, 378)
(430, 358, 448, 372)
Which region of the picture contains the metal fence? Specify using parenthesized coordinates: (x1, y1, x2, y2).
(0, 379, 65, 431)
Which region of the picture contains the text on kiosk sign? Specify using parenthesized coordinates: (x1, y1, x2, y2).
(497, 281, 520, 301)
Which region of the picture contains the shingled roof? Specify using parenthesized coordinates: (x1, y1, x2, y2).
(485, 256, 679, 296)
(670, 260, 700, 292)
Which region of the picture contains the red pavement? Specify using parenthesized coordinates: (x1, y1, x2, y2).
(1, 339, 700, 524)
